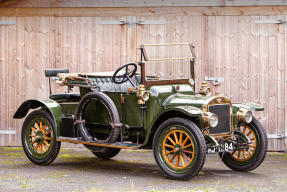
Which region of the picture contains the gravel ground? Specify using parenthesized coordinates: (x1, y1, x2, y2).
(0, 147, 286, 192)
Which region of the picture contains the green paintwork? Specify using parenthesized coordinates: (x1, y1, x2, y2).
(13, 99, 64, 137)
(36, 99, 64, 137)
(59, 102, 78, 116)
(15, 82, 264, 148)
(233, 102, 264, 111)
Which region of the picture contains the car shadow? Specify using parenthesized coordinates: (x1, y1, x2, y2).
(15, 156, 265, 181)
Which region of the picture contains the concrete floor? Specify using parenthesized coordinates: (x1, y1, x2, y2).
(0, 147, 286, 192)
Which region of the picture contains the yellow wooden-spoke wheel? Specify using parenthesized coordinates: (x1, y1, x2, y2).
(22, 110, 61, 165)
(231, 125, 257, 161)
(29, 121, 52, 154)
(153, 118, 206, 180)
(162, 129, 195, 169)
(220, 118, 267, 172)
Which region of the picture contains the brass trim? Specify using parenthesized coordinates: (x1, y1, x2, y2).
(136, 84, 149, 104)
(120, 94, 125, 103)
(203, 97, 233, 140)
(145, 57, 195, 62)
(237, 109, 252, 124)
(127, 87, 137, 94)
(199, 81, 211, 96)
(202, 112, 218, 128)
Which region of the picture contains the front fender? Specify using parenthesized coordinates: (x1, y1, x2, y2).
(142, 105, 203, 147)
(13, 99, 64, 137)
(233, 102, 264, 111)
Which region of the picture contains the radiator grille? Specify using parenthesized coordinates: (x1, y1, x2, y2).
(208, 104, 231, 134)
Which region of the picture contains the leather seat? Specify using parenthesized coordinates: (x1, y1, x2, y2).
(89, 74, 141, 92)
(49, 93, 81, 101)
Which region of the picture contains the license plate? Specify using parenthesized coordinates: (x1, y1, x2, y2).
(207, 142, 234, 154)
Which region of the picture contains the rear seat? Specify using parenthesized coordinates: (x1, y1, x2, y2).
(45, 69, 81, 102)
(46, 69, 142, 102)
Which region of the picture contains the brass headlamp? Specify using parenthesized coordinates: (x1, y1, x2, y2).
(136, 85, 150, 104)
(237, 109, 253, 124)
(202, 112, 218, 128)
(199, 81, 211, 96)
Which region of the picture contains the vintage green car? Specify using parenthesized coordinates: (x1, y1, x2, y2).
(14, 43, 267, 180)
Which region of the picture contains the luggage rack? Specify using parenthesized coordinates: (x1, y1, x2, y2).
(57, 137, 142, 149)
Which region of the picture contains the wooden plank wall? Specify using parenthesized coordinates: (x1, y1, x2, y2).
(0, 12, 286, 150)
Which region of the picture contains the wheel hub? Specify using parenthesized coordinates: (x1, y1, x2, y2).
(174, 144, 183, 154)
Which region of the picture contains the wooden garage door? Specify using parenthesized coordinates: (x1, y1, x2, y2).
(137, 15, 286, 151)
(0, 14, 286, 150)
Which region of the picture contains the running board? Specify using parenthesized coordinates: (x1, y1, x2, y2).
(57, 137, 142, 149)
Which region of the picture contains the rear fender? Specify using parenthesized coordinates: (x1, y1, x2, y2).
(13, 99, 64, 137)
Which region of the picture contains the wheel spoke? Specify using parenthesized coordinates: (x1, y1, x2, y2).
(248, 144, 255, 148)
(179, 132, 183, 145)
(40, 122, 43, 132)
(35, 123, 40, 131)
(173, 132, 179, 144)
(180, 154, 185, 166)
(183, 143, 193, 149)
(34, 144, 39, 152)
(237, 150, 241, 159)
(39, 144, 42, 153)
(165, 150, 175, 155)
(44, 141, 50, 148)
(42, 144, 46, 152)
(44, 137, 51, 141)
(164, 144, 174, 149)
(182, 152, 190, 161)
(176, 155, 179, 167)
(250, 137, 255, 141)
(182, 150, 193, 154)
(247, 131, 252, 137)
(169, 153, 176, 162)
(167, 136, 176, 146)
(181, 137, 189, 147)
(243, 150, 247, 159)
(243, 126, 247, 134)
(31, 127, 37, 133)
(30, 140, 35, 145)
(44, 130, 50, 136)
(42, 125, 46, 133)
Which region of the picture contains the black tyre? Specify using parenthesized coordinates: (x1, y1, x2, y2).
(76, 91, 121, 153)
(220, 118, 268, 171)
(21, 110, 61, 165)
(92, 148, 121, 159)
(153, 118, 206, 180)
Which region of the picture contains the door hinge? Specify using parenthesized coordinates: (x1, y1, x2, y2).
(99, 20, 128, 25)
(0, 21, 16, 25)
(204, 76, 224, 86)
(99, 20, 165, 25)
(136, 20, 166, 25)
(255, 20, 287, 24)
(267, 134, 286, 139)
(0, 130, 16, 135)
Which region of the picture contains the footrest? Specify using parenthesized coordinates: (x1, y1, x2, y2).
(57, 137, 141, 149)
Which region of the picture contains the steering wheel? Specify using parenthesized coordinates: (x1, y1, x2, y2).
(112, 63, 137, 87)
